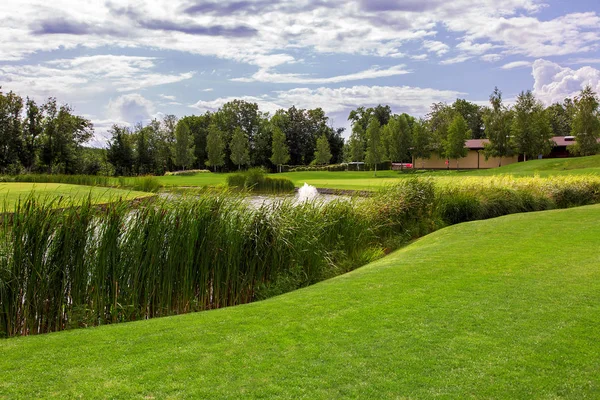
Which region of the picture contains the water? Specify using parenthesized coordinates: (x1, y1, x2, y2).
(297, 183, 320, 202)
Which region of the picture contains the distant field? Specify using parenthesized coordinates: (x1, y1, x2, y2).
(0, 183, 152, 210)
(2, 204, 599, 398)
(155, 155, 600, 190)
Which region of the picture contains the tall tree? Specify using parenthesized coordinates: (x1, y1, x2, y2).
(427, 102, 455, 157)
(313, 133, 332, 165)
(569, 86, 600, 156)
(173, 120, 196, 170)
(547, 101, 574, 137)
(179, 114, 211, 169)
(270, 126, 290, 173)
(365, 117, 384, 176)
(229, 127, 250, 170)
(106, 125, 134, 176)
(452, 99, 484, 139)
(0, 90, 23, 171)
(135, 124, 155, 175)
(205, 123, 225, 172)
(386, 114, 412, 164)
(348, 124, 365, 163)
(412, 119, 431, 168)
(21, 98, 43, 171)
(483, 87, 515, 166)
(445, 115, 470, 169)
(511, 91, 553, 161)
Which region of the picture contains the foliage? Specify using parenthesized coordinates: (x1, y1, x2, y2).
(568, 86, 600, 156)
(385, 114, 412, 163)
(445, 115, 470, 167)
(313, 133, 333, 165)
(173, 120, 196, 170)
(270, 126, 290, 173)
(205, 123, 226, 171)
(229, 127, 250, 170)
(483, 87, 515, 165)
(365, 118, 385, 175)
(411, 119, 431, 167)
(511, 91, 553, 161)
(226, 168, 295, 193)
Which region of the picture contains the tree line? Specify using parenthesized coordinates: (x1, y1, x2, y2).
(1, 86, 598, 176)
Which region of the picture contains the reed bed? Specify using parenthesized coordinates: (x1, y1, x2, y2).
(227, 168, 295, 193)
(2, 175, 600, 337)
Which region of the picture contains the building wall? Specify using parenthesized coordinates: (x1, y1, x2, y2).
(414, 150, 519, 169)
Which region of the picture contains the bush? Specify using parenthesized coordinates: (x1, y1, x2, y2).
(226, 168, 295, 193)
(164, 169, 211, 176)
(120, 176, 162, 192)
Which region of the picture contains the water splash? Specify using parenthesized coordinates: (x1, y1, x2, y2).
(297, 183, 319, 202)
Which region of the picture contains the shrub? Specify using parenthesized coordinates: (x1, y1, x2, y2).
(164, 169, 211, 176)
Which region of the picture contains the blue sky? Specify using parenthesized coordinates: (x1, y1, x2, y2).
(1, 0, 599, 146)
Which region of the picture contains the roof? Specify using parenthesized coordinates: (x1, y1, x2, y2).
(465, 136, 599, 150)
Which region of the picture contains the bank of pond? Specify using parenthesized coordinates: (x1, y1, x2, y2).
(1, 175, 600, 337)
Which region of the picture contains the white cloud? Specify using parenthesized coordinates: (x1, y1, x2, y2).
(107, 93, 156, 125)
(501, 60, 532, 69)
(231, 65, 410, 84)
(423, 40, 450, 56)
(440, 55, 473, 65)
(0, 55, 194, 100)
(481, 53, 503, 62)
(532, 59, 600, 105)
(159, 94, 176, 101)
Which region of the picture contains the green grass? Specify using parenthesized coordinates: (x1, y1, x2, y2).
(1, 204, 599, 398)
(155, 155, 600, 191)
(0, 183, 152, 210)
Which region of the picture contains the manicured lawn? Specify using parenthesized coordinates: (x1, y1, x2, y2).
(0, 183, 152, 210)
(155, 155, 600, 191)
(1, 205, 599, 398)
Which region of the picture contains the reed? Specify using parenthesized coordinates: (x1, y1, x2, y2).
(2, 174, 600, 337)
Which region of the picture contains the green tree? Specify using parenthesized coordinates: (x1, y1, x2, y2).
(385, 114, 412, 165)
(173, 121, 196, 170)
(270, 126, 290, 173)
(445, 115, 470, 169)
(452, 99, 484, 139)
(21, 98, 43, 171)
(412, 119, 431, 168)
(427, 102, 455, 157)
(180, 114, 211, 169)
(134, 124, 155, 175)
(510, 91, 553, 161)
(547, 101, 574, 137)
(348, 124, 365, 163)
(106, 125, 134, 176)
(229, 127, 250, 170)
(205, 123, 225, 172)
(365, 117, 384, 176)
(483, 87, 515, 166)
(569, 86, 600, 156)
(313, 133, 332, 165)
(0, 89, 24, 172)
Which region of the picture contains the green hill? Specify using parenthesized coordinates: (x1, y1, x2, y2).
(1, 204, 599, 398)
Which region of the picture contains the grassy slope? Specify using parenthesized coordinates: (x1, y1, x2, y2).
(155, 155, 600, 190)
(0, 183, 152, 209)
(2, 205, 599, 398)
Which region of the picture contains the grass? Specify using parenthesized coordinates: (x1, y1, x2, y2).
(155, 155, 600, 191)
(1, 204, 598, 398)
(0, 183, 151, 210)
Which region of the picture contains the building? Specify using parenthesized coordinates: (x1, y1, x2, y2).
(414, 136, 596, 170)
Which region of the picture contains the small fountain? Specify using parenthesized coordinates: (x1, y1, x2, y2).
(296, 183, 319, 202)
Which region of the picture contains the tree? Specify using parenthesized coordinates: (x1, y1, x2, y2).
(385, 114, 412, 165)
(106, 125, 134, 176)
(180, 114, 211, 169)
(412, 119, 431, 168)
(348, 124, 365, 163)
(569, 86, 600, 156)
(135, 124, 155, 174)
(445, 115, 470, 169)
(427, 102, 455, 157)
(483, 87, 514, 166)
(229, 127, 250, 170)
(313, 133, 332, 165)
(0, 89, 23, 171)
(21, 98, 43, 171)
(270, 126, 290, 173)
(452, 99, 484, 139)
(348, 105, 392, 133)
(547, 101, 574, 137)
(511, 91, 553, 161)
(173, 120, 196, 170)
(205, 123, 225, 172)
(365, 117, 384, 176)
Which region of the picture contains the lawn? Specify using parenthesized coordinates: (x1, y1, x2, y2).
(1, 204, 599, 398)
(0, 183, 152, 210)
(156, 155, 600, 191)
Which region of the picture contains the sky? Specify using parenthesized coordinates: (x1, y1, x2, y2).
(1, 0, 600, 146)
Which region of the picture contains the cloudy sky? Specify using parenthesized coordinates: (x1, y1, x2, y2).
(1, 0, 600, 146)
